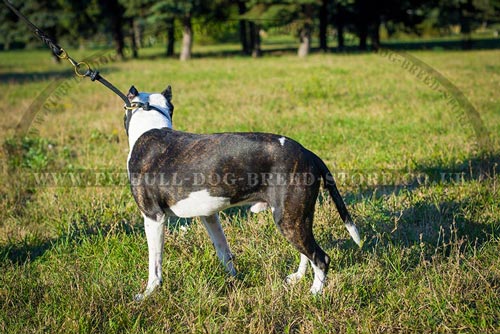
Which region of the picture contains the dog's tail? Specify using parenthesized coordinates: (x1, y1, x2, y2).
(310, 151, 362, 247)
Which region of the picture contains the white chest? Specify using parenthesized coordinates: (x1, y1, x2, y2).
(170, 189, 230, 217)
(128, 110, 172, 149)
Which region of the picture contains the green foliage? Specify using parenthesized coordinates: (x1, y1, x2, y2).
(434, 0, 500, 33)
(0, 2, 24, 49)
(3, 137, 54, 171)
(2, 0, 499, 53)
(0, 0, 63, 49)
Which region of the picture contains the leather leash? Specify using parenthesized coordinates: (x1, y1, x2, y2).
(3, 0, 132, 109)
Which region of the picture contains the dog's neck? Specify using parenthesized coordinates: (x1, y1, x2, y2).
(127, 93, 173, 150)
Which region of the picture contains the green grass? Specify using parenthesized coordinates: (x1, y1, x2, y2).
(1, 46, 499, 333)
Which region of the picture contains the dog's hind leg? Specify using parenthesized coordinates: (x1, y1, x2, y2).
(201, 214, 236, 276)
(273, 198, 330, 295)
(135, 213, 165, 301)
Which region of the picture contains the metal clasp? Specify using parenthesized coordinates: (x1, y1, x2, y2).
(57, 48, 91, 78)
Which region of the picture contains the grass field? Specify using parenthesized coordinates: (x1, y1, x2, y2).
(1, 46, 499, 333)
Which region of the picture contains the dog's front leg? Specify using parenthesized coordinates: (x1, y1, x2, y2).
(201, 214, 236, 276)
(135, 213, 165, 301)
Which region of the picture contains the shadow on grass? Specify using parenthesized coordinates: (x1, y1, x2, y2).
(0, 70, 72, 84)
(0, 205, 253, 266)
(414, 153, 500, 183)
(139, 37, 500, 60)
(347, 152, 499, 256)
(0, 217, 140, 265)
(0, 66, 121, 85)
(382, 37, 500, 51)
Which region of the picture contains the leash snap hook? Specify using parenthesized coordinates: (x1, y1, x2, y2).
(57, 48, 68, 60)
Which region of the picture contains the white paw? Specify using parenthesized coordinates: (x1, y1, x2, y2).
(222, 252, 237, 277)
(309, 286, 322, 295)
(309, 282, 324, 295)
(285, 273, 303, 285)
(227, 266, 237, 277)
(134, 289, 154, 302)
(250, 202, 268, 213)
(134, 280, 161, 302)
(134, 293, 146, 302)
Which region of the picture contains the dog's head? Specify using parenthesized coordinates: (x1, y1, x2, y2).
(124, 85, 174, 133)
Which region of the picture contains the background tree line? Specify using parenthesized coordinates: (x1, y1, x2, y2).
(1, 0, 499, 60)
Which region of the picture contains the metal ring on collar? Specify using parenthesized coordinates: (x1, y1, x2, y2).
(74, 61, 91, 78)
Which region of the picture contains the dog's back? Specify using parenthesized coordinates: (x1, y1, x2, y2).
(128, 128, 319, 219)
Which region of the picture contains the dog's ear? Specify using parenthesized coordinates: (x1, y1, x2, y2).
(127, 86, 139, 101)
(161, 85, 172, 102)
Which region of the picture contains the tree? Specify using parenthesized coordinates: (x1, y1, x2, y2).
(166, 19, 175, 56)
(120, 0, 152, 58)
(147, 0, 177, 57)
(237, 0, 250, 54)
(180, 11, 193, 60)
(332, 0, 350, 50)
(435, 0, 500, 48)
(59, 0, 127, 58)
(56, 0, 100, 47)
(297, 3, 314, 57)
(10, 0, 64, 61)
(239, 2, 267, 57)
(146, 0, 230, 60)
(0, 2, 26, 50)
(249, 21, 262, 57)
(319, 0, 329, 52)
(175, 0, 224, 61)
(354, 0, 373, 50)
(97, 0, 126, 59)
(242, 1, 319, 57)
(346, 0, 430, 51)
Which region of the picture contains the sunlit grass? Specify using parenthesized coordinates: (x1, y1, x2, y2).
(1, 46, 499, 333)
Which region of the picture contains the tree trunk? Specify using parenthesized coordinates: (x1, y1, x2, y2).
(319, 0, 328, 52)
(249, 22, 261, 58)
(371, 17, 381, 51)
(133, 18, 142, 49)
(357, 0, 368, 51)
(114, 24, 125, 59)
(238, 1, 249, 54)
(130, 19, 138, 59)
(335, 1, 344, 50)
(110, 4, 125, 59)
(180, 14, 193, 61)
(298, 5, 313, 57)
(166, 18, 175, 56)
(249, 21, 255, 49)
(460, 1, 473, 50)
(337, 23, 344, 50)
(298, 24, 311, 57)
(98, 0, 124, 58)
(358, 23, 367, 50)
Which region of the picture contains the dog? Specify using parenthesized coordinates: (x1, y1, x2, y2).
(124, 85, 361, 300)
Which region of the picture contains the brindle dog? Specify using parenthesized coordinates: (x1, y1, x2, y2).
(125, 86, 361, 300)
